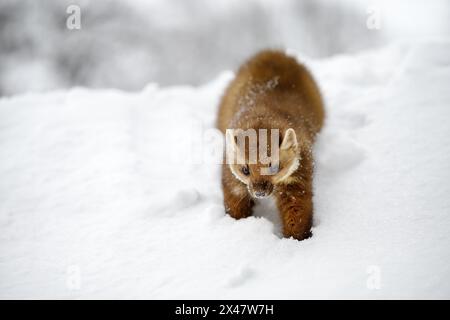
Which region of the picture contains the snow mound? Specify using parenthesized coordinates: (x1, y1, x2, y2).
(1, 40, 450, 299)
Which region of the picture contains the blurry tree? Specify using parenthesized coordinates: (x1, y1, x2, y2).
(0, 0, 386, 95)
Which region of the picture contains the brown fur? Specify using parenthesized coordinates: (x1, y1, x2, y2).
(216, 50, 325, 240)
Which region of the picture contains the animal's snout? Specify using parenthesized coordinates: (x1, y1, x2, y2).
(251, 180, 273, 198)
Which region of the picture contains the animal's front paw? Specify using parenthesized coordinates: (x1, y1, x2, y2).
(224, 198, 254, 220)
(285, 228, 312, 241)
(282, 207, 312, 240)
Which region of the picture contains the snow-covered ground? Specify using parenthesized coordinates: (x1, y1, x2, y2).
(1, 40, 449, 299)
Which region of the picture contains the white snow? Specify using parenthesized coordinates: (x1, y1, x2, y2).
(1, 40, 450, 299)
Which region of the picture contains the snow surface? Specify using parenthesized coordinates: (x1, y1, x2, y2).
(1, 40, 450, 299)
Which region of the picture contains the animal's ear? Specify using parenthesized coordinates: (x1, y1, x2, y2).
(226, 129, 238, 152)
(280, 128, 298, 150)
(226, 129, 244, 165)
(225, 129, 239, 154)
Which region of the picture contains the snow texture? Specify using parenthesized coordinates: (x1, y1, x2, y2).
(1, 40, 450, 298)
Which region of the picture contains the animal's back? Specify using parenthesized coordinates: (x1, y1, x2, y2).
(217, 50, 324, 138)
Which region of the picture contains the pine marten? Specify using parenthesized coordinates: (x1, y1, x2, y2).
(217, 50, 324, 241)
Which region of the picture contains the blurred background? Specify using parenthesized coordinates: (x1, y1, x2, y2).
(0, 0, 449, 96)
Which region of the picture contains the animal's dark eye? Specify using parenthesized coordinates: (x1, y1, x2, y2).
(241, 165, 250, 176)
(269, 162, 279, 174)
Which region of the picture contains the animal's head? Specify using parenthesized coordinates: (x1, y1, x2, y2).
(226, 128, 300, 198)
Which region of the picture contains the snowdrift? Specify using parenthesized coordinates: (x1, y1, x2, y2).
(1, 40, 449, 298)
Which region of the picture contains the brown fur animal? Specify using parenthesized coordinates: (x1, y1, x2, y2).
(217, 50, 324, 240)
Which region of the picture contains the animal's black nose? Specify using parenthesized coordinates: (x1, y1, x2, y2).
(255, 191, 266, 197)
